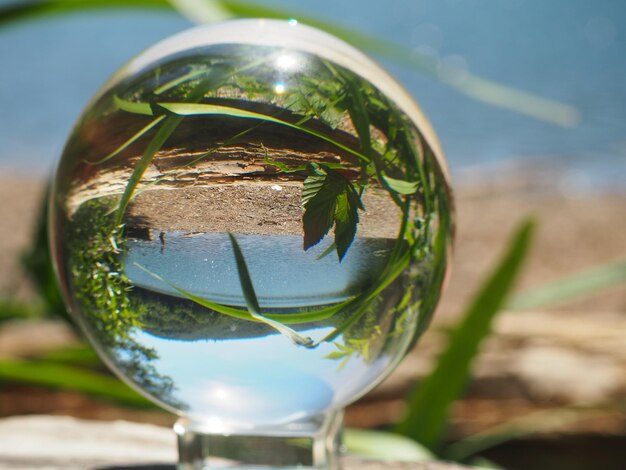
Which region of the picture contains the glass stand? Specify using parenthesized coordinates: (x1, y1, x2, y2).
(175, 411, 343, 469)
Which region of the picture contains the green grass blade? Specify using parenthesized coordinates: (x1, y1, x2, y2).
(381, 173, 420, 195)
(227, 233, 262, 314)
(133, 262, 353, 325)
(132, 262, 255, 320)
(37, 345, 102, 367)
(394, 218, 536, 451)
(219, 1, 579, 127)
(228, 233, 314, 348)
(443, 406, 611, 462)
(157, 102, 371, 163)
(0, 359, 152, 407)
(20, 190, 71, 323)
(509, 258, 626, 311)
(113, 95, 153, 115)
(87, 115, 165, 165)
(0, 0, 579, 126)
(0, 298, 43, 322)
(154, 67, 207, 95)
(345, 428, 434, 462)
(0, 0, 169, 27)
(114, 114, 183, 225)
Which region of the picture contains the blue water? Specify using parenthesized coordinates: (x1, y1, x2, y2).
(1, 0, 625, 190)
(125, 233, 392, 307)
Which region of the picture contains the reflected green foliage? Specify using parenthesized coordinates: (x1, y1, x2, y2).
(95, 42, 449, 360)
(65, 198, 183, 408)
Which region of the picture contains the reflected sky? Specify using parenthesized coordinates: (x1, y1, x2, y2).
(125, 233, 392, 307)
(131, 325, 377, 426)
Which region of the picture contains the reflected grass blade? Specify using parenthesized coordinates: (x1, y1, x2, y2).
(157, 102, 371, 163)
(86, 115, 165, 165)
(228, 233, 314, 348)
(381, 173, 420, 195)
(132, 262, 353, 325)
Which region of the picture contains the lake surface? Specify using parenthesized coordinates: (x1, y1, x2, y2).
(0, 0, 624, 190)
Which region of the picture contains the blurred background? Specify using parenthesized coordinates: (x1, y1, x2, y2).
(0, 1, 624, 468)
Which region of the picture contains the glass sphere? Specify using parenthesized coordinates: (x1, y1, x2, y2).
(50, 19, 453, 428)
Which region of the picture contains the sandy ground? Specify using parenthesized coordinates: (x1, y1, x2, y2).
(0, 170, 625, 433)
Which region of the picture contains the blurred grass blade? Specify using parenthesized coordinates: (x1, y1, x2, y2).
(219, 1, 579, 127)
(395, 218, 536, 451)
(344, 428, 434, 462)
(0, 0, 170, 26)
(443, 406, 612, 462)
(0, 0, 579, 126)
(170, 0, 232, 23)
(0, 298, 43, 323)
(509, 258, 626, 311)
(0, 359, 152, 407)
(38, 345, 102, 367)
(20, 188, 71, 323)
(228, 233, 314, 348)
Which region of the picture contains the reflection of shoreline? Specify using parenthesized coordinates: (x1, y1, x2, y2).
(1, 172, 624, 317)
(454, 158, 626, 197)
(69, 181, 402, 239)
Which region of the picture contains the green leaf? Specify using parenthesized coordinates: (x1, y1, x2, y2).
(395, 218, 536, 451)
(0, 359, 152, 408)
(302, 164, 363, 260)
(381, 173, 420, 195)
(228, 233, 314, 348)
(344, 428, 434, 462)
(302, 170, 341, 251)
(509, 258, 626, 311)
(333, 184, 360, 261)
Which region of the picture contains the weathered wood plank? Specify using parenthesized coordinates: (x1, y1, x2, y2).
(0, 415, 467, 470)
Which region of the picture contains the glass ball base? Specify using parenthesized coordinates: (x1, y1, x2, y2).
(175, 411, 343, 469)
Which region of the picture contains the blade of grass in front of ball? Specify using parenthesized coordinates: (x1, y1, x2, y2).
(228, 233, 315, 348)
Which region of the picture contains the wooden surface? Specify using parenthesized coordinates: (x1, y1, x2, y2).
(0, 415, 468, 470)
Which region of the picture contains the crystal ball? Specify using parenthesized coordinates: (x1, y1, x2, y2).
(49, 19, 453, 428)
